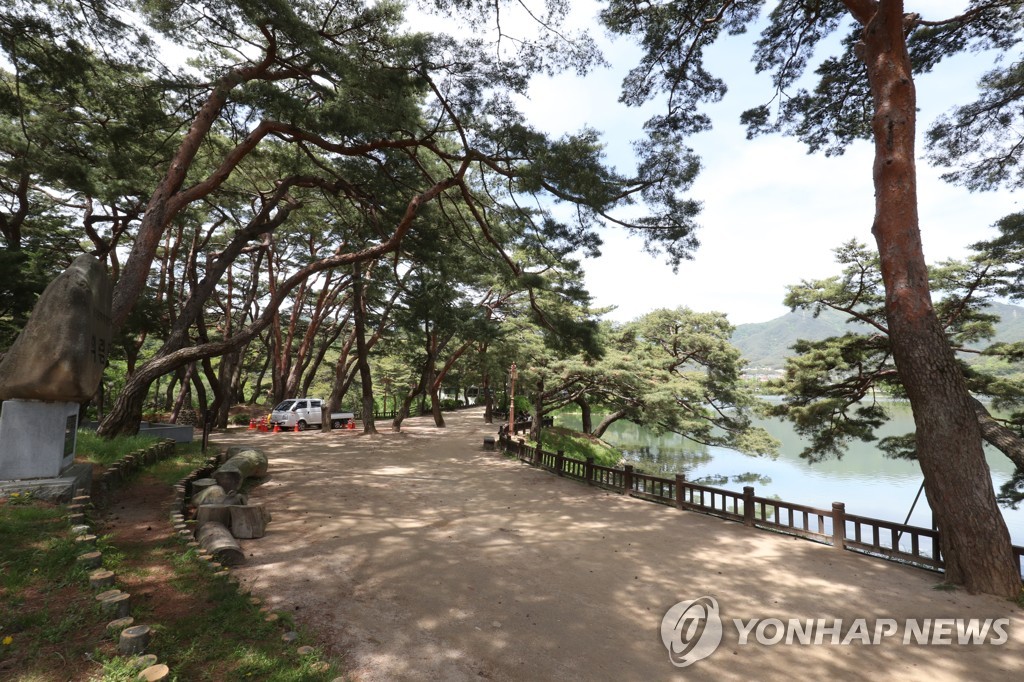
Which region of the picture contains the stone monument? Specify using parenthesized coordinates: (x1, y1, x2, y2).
(0, 254, 111, 486)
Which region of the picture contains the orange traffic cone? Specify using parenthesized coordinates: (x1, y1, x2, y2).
(273, 423, 281, 433)
(258, 422, 267, 432)
(347, 420, 355, 430)
(293, 423, 301, 432)
(247, 418, 256, 430)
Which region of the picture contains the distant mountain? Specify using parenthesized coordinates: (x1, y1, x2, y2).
(732, 301, 1024, 370)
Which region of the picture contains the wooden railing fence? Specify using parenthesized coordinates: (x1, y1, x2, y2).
(497, 435, 1024, 581)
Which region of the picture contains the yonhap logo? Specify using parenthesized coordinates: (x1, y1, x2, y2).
(660, 597, 1011, 668)
(660, 596, 724, 667)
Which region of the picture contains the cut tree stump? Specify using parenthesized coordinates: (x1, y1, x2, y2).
(229, 504, 271, 539)
(117, 624, 151, 655)
(106, 617, 134, 637)
(89, 569, 115, 588)
(130, 654, 158, 670)
(196, 521, 245, 565)
(100, 592, 131, 618)
(77, 551, 102, 569)
(195, 504, 232, 529)
(138, 664, 170, 681)
(214, 447, 268, 492)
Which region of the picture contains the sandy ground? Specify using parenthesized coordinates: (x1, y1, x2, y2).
(215, 409, 1024, 681)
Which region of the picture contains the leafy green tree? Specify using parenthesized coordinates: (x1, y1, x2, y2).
(520, 309, 775, 455)
(600, 0, 1024, 596)
(0, 0, 699, 440)
(776, 239, 1024, 464)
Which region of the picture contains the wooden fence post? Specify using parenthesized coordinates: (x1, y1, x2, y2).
(832, 502, 846, 552)
(743, 486, 755, 527)
(623, 465, 633, 496)
(586, 456, 594, 485)
(675, 474, 685, 510)
(517, 438, 525, 461)
(556, 450, 565, 476)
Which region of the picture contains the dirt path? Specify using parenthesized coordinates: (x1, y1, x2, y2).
(215, 409, 1024, 681)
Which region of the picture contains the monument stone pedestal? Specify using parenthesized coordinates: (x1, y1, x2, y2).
(0, 399, 79, 479)
(0, 399, 91, 502)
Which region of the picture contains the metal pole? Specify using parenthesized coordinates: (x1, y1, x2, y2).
(896, 480, 926, 548)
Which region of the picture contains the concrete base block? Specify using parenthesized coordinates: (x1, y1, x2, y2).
(0, 462, 92, 503)
(0, 399, 79, 479)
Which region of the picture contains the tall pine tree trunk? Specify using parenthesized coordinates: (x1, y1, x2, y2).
(482, 371, 493, 424)
(392, 373, 426, 433)
(575, 395, 592, 434)
(529, 378, 544, 444)
(858, 2, 1018, 596)
(353, 262, 377, 434)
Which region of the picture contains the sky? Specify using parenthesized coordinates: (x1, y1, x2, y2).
(492, 1, 1023, 325)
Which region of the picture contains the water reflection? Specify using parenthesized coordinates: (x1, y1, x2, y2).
(554, 407, 1024, 546)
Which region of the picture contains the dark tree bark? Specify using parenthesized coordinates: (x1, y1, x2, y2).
(215, 350, 239, 429)
(250, 349, 271, 404)
(352, 262, 377, 434)
(482, 367, 493, 424)
(529, 377, 544, 444)
(170, 364, 195, 422)
(301, 317, 345, 397)
(423, 323, 445, 428)
(162, 373, 179, 413)
(191, 359, 210, 427)
(392, 371, 427, 432)
(593, 408, 627, 440)
(971, 397, 1024, 470)
(575, 395, 592, 434)
(854, 0, 1018, 596)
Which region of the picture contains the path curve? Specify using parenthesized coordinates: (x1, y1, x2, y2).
(216, 409, 1023, 681)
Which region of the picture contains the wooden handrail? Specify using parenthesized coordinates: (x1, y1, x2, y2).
(494, 434, 1023, 581)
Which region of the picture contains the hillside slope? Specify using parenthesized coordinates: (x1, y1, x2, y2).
(732, 301, 1024, 369)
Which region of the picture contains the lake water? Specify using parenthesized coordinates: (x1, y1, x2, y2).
(554, 404, 1024, 547)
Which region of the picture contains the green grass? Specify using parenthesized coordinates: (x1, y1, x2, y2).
(0, 500, 90, 669)
(75, 430, 163, 466)
(147, 443, 206, 485)
(76, 428, 206, 484)
(149, 548, 341, 680)
(530, 426, 623, 468)
(0, 501, 85, 592)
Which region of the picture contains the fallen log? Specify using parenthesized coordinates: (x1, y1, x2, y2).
(214, 447, 268, 493)
(229, 504, 272, 539)
(196, 521, 245, 565)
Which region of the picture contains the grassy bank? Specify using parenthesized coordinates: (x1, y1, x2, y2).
(75, 430, 173, 467)
(529, 426, 623, 468)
